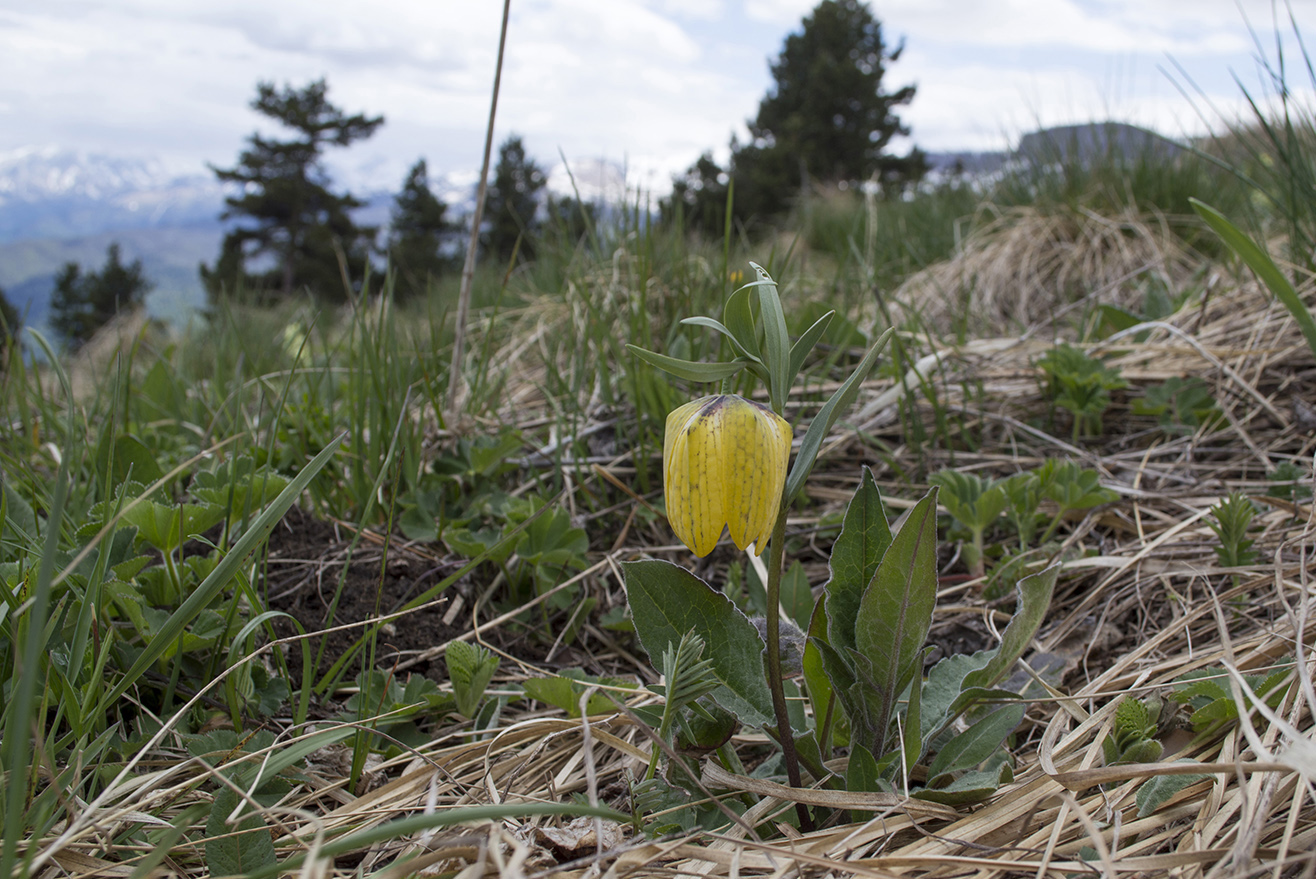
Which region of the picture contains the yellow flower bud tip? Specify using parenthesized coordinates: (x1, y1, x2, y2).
(663, 394, 792, 558)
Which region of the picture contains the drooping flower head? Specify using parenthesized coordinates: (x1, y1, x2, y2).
(663, 394, 792, 557)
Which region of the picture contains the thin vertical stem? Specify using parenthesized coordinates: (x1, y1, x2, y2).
(764, 511, 813, 831)
(448, 0, 512, 416)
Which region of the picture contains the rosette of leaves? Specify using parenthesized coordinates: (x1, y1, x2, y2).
(1131, 377, 1222, 435)
(929, 469, 1007, 578)
(1036, 343, 1127, 442)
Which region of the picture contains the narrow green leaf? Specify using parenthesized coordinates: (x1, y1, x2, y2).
(723, 285, 761, 361)
(802, 596, 834, 753)
(852, 487, 939, 753)
(784, 327, 893, 505)
(780, 560, 813, 629)
(824, 466, 892, 656)
(1192, 198, 1316, 359)
(787, 309, 835, 386)
(748, 262, 792, 411)
(846, 744, 882, 820)
(927, 703, 1026, 785)
(622, 559, 774, 727)
(626, 344, 747, 382)
(681, 316, 764, 364)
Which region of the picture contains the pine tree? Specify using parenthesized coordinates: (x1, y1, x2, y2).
(49, 243, 152, 350)
(483, 136, 546, 263)
(751, 0, 923, 191)
(387, 160, 454, 301)
(666, 0, 925, 229)
(201, 79, 384, 303)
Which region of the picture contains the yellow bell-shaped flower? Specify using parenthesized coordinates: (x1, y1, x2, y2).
(663, 394, 792, 557)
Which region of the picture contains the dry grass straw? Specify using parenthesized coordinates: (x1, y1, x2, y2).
(893, 205, 1201, 337)
(30, 254, 1316, 878)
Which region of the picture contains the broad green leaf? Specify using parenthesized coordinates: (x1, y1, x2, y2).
(1136, 763, 1211, 817)
(784, 327, 893, 505)
(1191, 198, 1316, 359)
(205, 787, 277, 877)
(95, 433, 165, 495)
(926, 703, 1026, 786)
(962, 564, 1059, 691)
(123, 499, 226, 555)
(787, 309, 835, 385)
(623, 559, 774, 727)
(522, 671, 621, 718)
(854, 488, 939, 705)
(626, 344, 747, 383)
(824, 466, 892, 656)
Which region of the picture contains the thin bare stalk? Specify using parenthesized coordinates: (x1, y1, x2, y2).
(448, 0, 511, 416)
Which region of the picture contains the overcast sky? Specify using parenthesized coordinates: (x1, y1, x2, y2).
(3, 1, 1316, 195)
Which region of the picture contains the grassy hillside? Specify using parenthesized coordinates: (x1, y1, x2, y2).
(2, 116, 1315, 878)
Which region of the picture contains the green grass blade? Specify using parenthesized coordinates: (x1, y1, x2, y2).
(1191, 198, 1316, 358)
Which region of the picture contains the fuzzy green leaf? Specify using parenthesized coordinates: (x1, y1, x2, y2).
(852, 488, 939, 753)
(205, 787, 277, 877)
(623, 559, 774, 727)
(824, 466, 892, 656)
(1136, 763, 1211, 817)
(913, 757, 1014, 806)
(962, 563, 1059, 692)
(926, 703, 1026, 786)
(446, 641, 500, 718)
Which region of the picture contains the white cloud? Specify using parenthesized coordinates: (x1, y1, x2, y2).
(3, 0, 1316, 198)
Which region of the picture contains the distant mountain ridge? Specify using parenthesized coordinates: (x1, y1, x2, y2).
(0, 147, 228, 243)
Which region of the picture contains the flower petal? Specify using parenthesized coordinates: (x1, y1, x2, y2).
(723, 400, 791, 554)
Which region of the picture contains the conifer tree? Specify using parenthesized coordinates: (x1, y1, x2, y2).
(201, 79, 384, 303)
(483, 136, 546, 263)
(387, 160, 454, 301)
(49, 243, 152, 349)
(666, 0, 924, 229)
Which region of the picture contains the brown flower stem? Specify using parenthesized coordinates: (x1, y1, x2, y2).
(764, 510, 813, 832)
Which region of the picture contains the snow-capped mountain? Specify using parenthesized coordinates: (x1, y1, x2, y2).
(0, 147, 228, 243)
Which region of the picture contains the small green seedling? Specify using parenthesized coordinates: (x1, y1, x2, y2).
(1037, 343, 1127, 442)
(1102, 695, 1164, 765)
(1209, 492, 1258, 569)
(929, 469, 1008, 578)
(446, 640, 501, 718)
(1037, 460, 1119, 544)
(1131, 377, 1222, 434)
